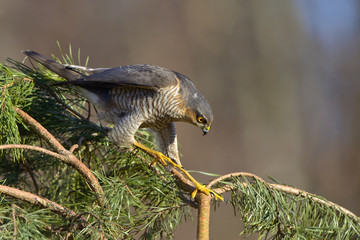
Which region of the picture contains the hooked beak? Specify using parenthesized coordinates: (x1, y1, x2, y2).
(202, 126, 211, 136)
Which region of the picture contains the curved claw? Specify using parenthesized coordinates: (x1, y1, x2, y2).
(191, 184, 224, 201)
(151, 153, 168, 166)
(153, 152, 182, 169)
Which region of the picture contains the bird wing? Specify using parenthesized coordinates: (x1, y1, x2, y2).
(71, 65, 179, 90)
(23, 51, 179, 90)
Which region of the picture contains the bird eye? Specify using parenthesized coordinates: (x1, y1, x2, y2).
(197, 116, 206, 123)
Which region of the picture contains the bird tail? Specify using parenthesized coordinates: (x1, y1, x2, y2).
(22, 50, 83, 81)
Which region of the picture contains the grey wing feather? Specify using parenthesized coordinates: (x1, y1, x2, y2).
(64, 65, 111, 75)
(23, 50, 178, 89)
(83, 65, 178, 89)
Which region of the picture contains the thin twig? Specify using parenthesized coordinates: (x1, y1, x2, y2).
(207, 172, 261, 188)
(12, 204, 17, 240)
(70, 144, 79, 153)
(0, 144, 64, 160)
(23, 161, 40, 195)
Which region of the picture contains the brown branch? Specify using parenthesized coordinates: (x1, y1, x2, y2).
(0, 144, 65, 159)
(13, 107, 65, 152)
(170, 168, 198, 196)
(207, 171, 261, 188)
(0, 185, 86, 224)
(12, 107, 106, 207)
(208, 171, 360, 223)
(196, 193, 211, 240)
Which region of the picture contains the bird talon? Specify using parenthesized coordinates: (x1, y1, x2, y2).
(191, 189, 198, 199)
(157, 154, 182, 169)
(211, 191, 224, 201)
(150, 159, 158, 167)
(150, 153, 168, 166)
(191, 183, 224, 201)
(158, 158, 168, 166)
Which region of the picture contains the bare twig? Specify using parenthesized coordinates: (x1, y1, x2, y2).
(70, 144, 79, 153)
(23, 161, 40, 195)
(207, 172, 260, 188)
(12, 204, 17, 240)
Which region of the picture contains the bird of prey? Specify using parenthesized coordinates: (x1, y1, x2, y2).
(23, 50, 222, 200)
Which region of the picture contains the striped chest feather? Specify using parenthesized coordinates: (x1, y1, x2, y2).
(108, 86, 185, 126)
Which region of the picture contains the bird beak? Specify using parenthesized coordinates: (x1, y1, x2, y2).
(202, 126, 210, 135)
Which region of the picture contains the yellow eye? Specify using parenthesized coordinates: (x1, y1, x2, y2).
(197, 117, 205, 123)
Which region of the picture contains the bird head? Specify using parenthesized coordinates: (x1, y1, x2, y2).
(188, 92, 213, 135)
(194, 110, 213, 135)
(185, 104, 213, 135)
(175, 72, 213, 135)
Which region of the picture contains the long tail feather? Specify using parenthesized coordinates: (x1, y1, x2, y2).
(22, 50, 83, 81)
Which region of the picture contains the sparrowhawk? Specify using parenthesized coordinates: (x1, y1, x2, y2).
(23, 50, 222, 200)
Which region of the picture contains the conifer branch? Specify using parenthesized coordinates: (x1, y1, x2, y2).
(12, 106, 106, 207)
(0, 185, 86, 223)
(209, 171, 359, 223)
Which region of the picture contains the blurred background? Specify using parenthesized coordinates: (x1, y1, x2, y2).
(1, 0, 360, 239)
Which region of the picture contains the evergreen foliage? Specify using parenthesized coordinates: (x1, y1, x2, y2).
(230, 176, 360, 239)
(0, 47, 359, 239)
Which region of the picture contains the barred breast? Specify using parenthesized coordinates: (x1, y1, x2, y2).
(108, 85, 185, 130)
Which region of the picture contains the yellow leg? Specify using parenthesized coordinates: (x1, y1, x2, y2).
(134, 141, 224, 201)
(133, 141, 182, 168)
